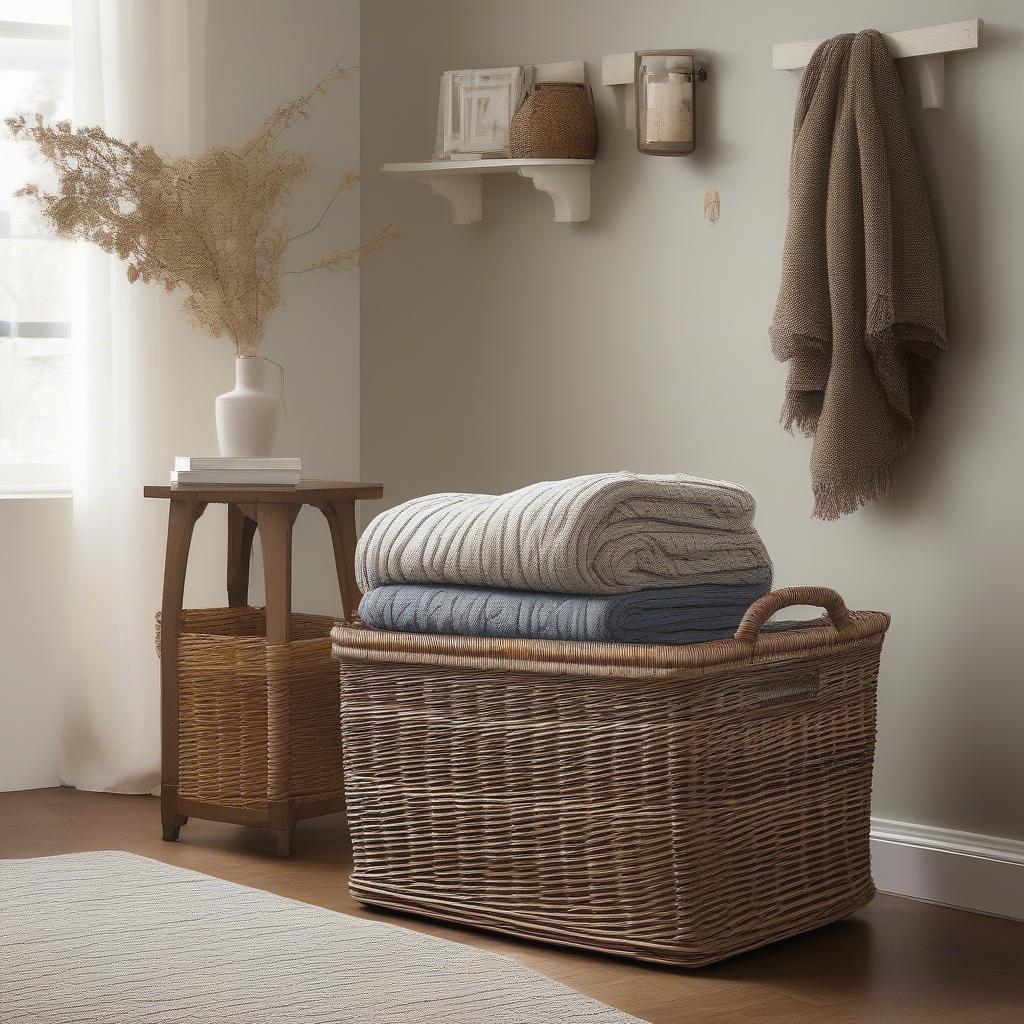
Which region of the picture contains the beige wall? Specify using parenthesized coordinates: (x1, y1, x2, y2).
(361, 0, 1024, 841)
(205, 0, 362, 620)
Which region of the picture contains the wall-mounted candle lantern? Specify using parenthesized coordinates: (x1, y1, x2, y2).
(634, 50, 707, 156)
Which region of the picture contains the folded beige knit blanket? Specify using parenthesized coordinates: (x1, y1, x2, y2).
(356, 472, 772, 596)
(771, 30, 947, 520)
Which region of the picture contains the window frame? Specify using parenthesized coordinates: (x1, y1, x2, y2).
(0, 13, 73, 499)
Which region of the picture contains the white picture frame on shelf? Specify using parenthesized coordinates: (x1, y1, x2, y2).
(434, 66, 530, 160)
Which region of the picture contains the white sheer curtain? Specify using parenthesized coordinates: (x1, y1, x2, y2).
(62, 0, 212, 793)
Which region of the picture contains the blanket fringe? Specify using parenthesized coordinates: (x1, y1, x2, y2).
(812, 464, 899, 521)
(780, 397, 822, 438)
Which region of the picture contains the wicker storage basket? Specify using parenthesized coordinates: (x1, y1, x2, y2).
(157, 607, 343, 812)
(331, 587, 889, 967)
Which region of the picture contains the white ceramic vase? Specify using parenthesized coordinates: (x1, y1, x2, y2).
(215, 356, 284, 457)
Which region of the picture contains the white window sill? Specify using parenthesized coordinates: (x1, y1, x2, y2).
(0, 489, 72, 501)
(0, 464, 73, 499)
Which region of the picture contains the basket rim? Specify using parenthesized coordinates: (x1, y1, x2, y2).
(331, 607, 889, 679)
(157, 606, 338, 643)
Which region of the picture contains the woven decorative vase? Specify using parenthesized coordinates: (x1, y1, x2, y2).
(509, 82, 598, 159)
(332, 586, 889, 967)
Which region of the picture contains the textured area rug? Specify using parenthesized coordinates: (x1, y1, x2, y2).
(0, 851, 644, 1024)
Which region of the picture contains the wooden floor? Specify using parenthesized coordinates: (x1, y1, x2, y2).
(2, 788, 1022, 1023)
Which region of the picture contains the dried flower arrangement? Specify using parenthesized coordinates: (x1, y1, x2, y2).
(6, 63, 398, 357)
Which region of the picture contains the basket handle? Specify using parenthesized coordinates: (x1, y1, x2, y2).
(733, 586, 852, 646)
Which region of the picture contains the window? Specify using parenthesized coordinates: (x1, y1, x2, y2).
(0, 1, 72, 495)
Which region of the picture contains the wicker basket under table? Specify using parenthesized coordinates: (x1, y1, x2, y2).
(157, 607, 344, 848)
(331, 586, 890, 967)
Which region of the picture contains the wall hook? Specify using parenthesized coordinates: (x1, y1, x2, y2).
(772, 18, 982, 110)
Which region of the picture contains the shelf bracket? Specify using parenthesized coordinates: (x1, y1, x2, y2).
(517, 164, 591, 223)
(383, 159, 593, 225)
(412, 172, 482, 225)
(602, 52, 636, 129)
(914, 53, 945, 109)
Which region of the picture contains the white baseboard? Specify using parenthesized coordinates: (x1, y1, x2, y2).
(870, 817, 1024, 921)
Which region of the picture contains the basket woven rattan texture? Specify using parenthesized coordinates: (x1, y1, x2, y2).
(509, 82, 598, 159)
(332, 587, 889, 967)
(158, 607, 343, 812)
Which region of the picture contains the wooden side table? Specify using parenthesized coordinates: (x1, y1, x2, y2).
(145, 481, 383, 855)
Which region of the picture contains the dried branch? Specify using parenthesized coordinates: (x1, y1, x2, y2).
(5, 61, 391, 357)
(288, 170, 360, 244)
(285, 223, 402, 275)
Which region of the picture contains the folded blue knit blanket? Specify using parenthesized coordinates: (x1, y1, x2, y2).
(358, 579, 772, 645)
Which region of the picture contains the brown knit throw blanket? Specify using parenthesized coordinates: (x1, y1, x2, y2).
(771, 30, 947, 520)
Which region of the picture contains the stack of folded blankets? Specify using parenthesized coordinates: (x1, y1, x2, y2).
(355, 472, 774, 645)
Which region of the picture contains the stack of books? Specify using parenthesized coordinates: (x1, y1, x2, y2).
(171, 457, 301, 486)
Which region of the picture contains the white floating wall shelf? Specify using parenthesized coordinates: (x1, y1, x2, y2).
(381, 159, 594, 225)
(773, 18, 982, 109)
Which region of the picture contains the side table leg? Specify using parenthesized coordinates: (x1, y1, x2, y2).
(275, 829, 293, 858)
(257, 503, 298, 644)
(258, 503, 300, 856)
(165, 815, 188, 843)
(315, 500, 362, 620)
(160, 499, 207, 842)
(227, 503, 257, 607)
